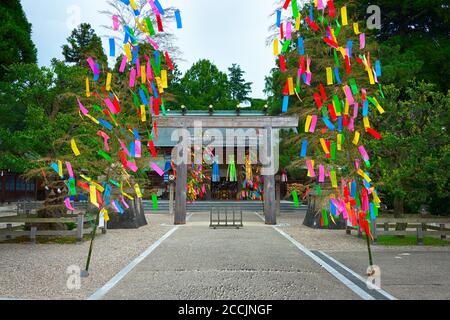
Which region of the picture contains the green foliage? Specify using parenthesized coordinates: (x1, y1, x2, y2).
(0, 61, 85, 172)
(228, 64, 253, 103)
(174, 59, 231, 110)
(62, 23, 107, 68)
(367, 81, 449, 215)
(0, 0, 37, 79)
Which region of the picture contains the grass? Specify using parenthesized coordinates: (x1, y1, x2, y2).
(0, 234, 94, 244)
(376, 235, 450, 246)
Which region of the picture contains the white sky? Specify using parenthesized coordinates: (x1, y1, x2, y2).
(21, 0, 277, 98)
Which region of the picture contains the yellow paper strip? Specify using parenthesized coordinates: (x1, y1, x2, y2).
(295, 16, 301, 31)
(305, 115, 312, 132)
(368, 68, 375, 84)
(326, 67, 333, 85)
(337, 134, 342, 151)
(90, 185, 99, 208)
(91, 181, 105, 193)
(155, 77, 164, 93)
(140, 105, 147, 122)
(161, 70, 168, 88)
(84, 114, 100, 125)
(273, 39, 279, 56)
(57, 160, 63, 177)
(86, 77, 90, 97)
(363, 117, 371, 129)
(353, 22, 360, 35)
(106, 73, 112, 91)
(330, 170, 338, 188)
(341, 6, 348, 26)
(141, 66, 146, 84)
(374, 98, 385, 114)
(71, 139, 81, 156)
(134, 184, 143, 198)
(122, 191, 134, 201)
(358, 169, 372, 183)
(124, 44, 132, 61)
(288, 77, 294, 95)
(101, 209, 110, 222)
(320, 138, 330, 154)
(344, 99, 349, 115)
(353, 131, 360, 145)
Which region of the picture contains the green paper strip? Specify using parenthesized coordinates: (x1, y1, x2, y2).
(152, 194, 158, 210)
(292, 191, 299, 208)
(145, 17, 155, 36)
(332, 95, 342, 113)
(282, 39, 291, 53)
(349, 78, 358, 95)
(330, 142, 337, 160)
(315, 184, 322, 196)
(98, 150, 112, 162)
(378, 84, 385, 99)
(109, 179, 120, 188)
(333, 49, 339, 67)
(335, 19, 341, 37)
(292, 0, 299, 18)
(322, 209, 329, 227)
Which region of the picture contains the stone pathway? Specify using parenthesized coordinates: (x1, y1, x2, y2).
(100, 212, 360, 300)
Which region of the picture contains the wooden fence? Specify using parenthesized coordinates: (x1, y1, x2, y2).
(0, 214, 105, 243)
(346, 220, 450, 245)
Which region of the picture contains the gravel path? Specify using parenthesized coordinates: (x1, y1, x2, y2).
(276, 212, 450, 253)
(0, 214, 173, 300)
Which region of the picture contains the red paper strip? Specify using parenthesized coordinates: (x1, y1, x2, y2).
(279, 55, 286, 72)
(165, 52, 174, 70)
(366, 128, 382, 140)
(324, 37, 338, 48)
(148, 140, 157, 158)
(314, 93, 323, 109)
(327, 0, 335, 17)
(306, 17, 319, 31)
(345, 55, 351, 74)
(283, 0, 291, 10)
(156, 14, 164, 32)
(319, 83, 327, 100)
(328, 104, 338, 121)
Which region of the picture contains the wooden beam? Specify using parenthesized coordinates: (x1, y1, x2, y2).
(154, 116, 299, 129)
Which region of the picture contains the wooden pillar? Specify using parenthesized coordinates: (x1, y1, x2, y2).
(263, 127, 276, 225)
(175, 135, 187, 225)
(169, 182, 174, 215)
(275, 176, 281, 217)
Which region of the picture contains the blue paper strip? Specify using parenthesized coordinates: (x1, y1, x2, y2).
(300, 140, 308, 158)
(282, 95, 289, 113)
(109, 38, 115, 57)
(298, 37, 304, 55)
(323, 117, 336, 131)
(175, 10, 182, 28)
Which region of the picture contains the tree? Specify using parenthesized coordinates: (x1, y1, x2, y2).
(176, 59, 232, 110)
(0, 60, 86, 172)
(356, 0, 450, 92)
(367, 81, 449, 216)
(100, 0, 181, 58)
(62, 23, 107, 68)
(0, 0, 37, 78)
(228, 64, 252, 102)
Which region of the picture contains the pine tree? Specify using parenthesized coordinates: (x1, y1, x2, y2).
(0, 0, 37, 78)
(272, 1, 385, 268)
(228, 64, 253, 103)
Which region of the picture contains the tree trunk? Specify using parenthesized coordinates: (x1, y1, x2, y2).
(393, 195, 404, 218)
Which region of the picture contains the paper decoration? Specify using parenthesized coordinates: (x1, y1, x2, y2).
(175, 10, 182, 28)
(152, 194, 158, 210)
(71, 139, 81, 156)
(292, 191, 299, 208)
(341, 6, 348, 26)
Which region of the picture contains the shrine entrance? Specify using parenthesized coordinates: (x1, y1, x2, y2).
(154, 110, 299, 225)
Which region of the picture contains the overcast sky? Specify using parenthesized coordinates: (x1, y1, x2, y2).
(21, 0, 277, 99)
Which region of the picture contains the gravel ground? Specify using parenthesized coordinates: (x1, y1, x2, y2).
(276, 212, 450, 253)
(0, 214, 173, 300)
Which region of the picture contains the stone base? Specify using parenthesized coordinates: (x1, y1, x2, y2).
(107, 198, 148, 229)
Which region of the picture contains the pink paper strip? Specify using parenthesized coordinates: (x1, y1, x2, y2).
(113, 15, 119, 31)
(127, 161, 138, 173)
(150, 162, 164, 176)
(148, 0, 160, 16)
(77, 98, 89, 115)
(104, 98, 118, 114)
(66, 162, 74, 178)
(353, 103, 359, 119)
(306, 160, 315, 177)
(355, 159, 361, 170)
(345, 86, 354, 105)
(119, 139, 131, 157)
(146, 36, 159, 50)
(136, 58, 141, 77)
(319, 165, 325, 183)
(286, 22, 292, 40)
(348, 117, 355, 132)
(358, 145, 369, 161)
(112, 201, 120, 213)
(309, 115, 318, 133)
(360, 33, 365, 49)
(86, 57, 99, 75)
(119, 56, 128, 73)
(64, 198, 75, 211)
(129, 67, 136, 87)
(121, 196, 130, 209)
(135, 140, 142, 158)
